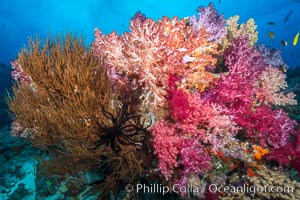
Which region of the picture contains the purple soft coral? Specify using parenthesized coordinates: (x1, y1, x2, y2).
(256, 44, 288, 69)
(189, 3, 226, 43)
(131, 11, 147, 23)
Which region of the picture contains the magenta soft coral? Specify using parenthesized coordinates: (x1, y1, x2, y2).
(152, 75, 241, 181)
(267, 129, 300, 168)
(207, 36, 296, 149)
(174, 138, 212, 197)
(207, 36, 262, 127)
(223, 36, 264, 73)
(208, 37, 264, 111)
(236, 105, 296, 148)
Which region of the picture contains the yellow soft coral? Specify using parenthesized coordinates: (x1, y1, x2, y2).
(221, 15, 258, 51)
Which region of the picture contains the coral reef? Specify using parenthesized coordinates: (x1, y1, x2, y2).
(6, 3, 300, 200)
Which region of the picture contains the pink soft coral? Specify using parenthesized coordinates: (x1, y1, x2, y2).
(151, 120, 180, 180)
(178, 137, 212, 175)
(152, 120, 212, 181)
(11, 60, 33, 85)
(92, 15, 218, 115)
(257, 66, 297, 106)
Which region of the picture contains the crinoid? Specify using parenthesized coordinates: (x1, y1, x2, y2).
(94, 101, 152, 154)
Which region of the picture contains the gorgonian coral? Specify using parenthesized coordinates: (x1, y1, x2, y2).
(8, 33, 154, 200)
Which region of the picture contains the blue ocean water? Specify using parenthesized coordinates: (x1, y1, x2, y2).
(0, 0, 300, 67)
(0, 1, 300, 200)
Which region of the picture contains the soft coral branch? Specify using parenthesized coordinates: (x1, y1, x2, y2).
(190, 3, 227, 43)
(92, 14, 218, 116)
(151, 120, 180, 181)
(257, 66, 297, 106)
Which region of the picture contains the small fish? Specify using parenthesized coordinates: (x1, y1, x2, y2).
(281, 40, 288, 46)
(293, 31, 299, 46)
(183, 16, 190, 26)
(279, 65, 287, 73)
(283, 10, 293, 24)
(121, 24, 129, 32)
(268, 22, 276, 25)
(267, 31, 275, 39)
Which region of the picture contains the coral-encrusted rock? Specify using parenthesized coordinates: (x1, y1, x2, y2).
(249, 167, 300, 200)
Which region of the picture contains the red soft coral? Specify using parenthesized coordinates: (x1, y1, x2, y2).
(168, 75, 190, 122)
